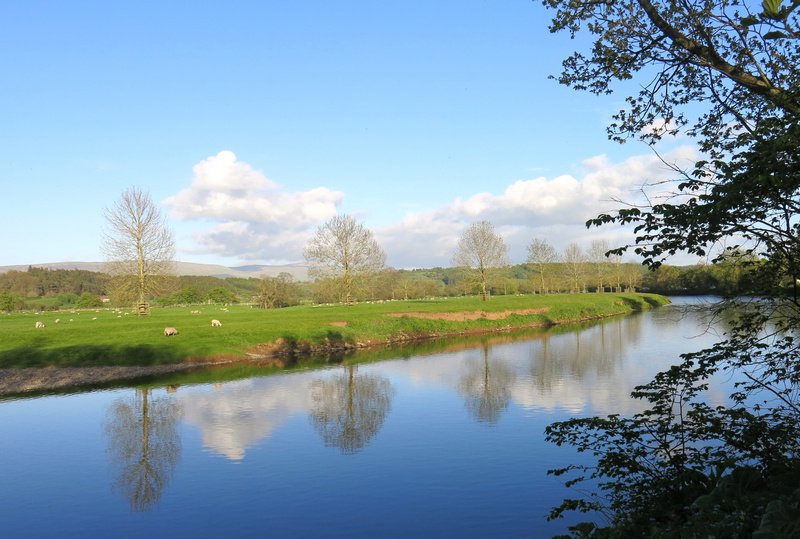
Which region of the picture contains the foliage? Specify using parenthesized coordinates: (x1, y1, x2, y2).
(0, 291, 17, 313)
(172, 286, 205, 305)
(0, 267, 108, 298)
(75, 292, 103, 308)
(546, 304, 800, 537)
(543, 0, 800, 536)
(207, 286, 238, 304)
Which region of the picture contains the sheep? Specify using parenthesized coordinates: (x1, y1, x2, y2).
(55, 318, 61, 324)
(190, 310, 201, 314)
(211, 319, 222, 327)
(35, 321, 45, 329)
(164, 327, 179, 337)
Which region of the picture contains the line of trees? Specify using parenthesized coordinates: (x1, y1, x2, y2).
(0, 252, 763, 312)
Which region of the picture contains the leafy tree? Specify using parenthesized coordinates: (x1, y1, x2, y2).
(453, 220, 508, 301)
(76, 292, 103, 308)
(543, 0, 800, 536)
(55, 292, 79, 306)
(207, 286, 238, 304)
(172, 286, 204, 305)
(304, 214, 386, 306)
(0, 291, 16, 312)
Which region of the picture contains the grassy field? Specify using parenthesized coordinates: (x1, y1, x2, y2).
(0, 293, 668, 368)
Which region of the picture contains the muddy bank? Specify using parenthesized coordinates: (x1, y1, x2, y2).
(0, 305, 649, 396)
(0, 363, 230, 396)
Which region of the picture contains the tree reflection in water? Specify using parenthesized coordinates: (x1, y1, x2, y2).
(310, 365, 394, 454)
(104, 388, 182, 511)
(459, 342, 516, 424)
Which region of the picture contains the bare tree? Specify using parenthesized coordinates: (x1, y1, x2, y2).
(105, 388, 182, 511)
(453, 221, 508, 301)
(309, 365, 394, 454)
(527, 238, 559, 294)
(458, 342, 516, 424)
(304, 214, 386, 305)
(102, 187, 175, 312)
(258, 272, 298, 309)
(563, 242, 586, 293)
(588, 239, 611, 293)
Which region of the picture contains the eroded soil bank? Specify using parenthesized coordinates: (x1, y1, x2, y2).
(0, 299, 666, 396)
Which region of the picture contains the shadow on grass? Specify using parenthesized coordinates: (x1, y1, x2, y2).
(0, 344, 185, 368)
(617, 296, 647, 311)
(642, 295, 667, 308)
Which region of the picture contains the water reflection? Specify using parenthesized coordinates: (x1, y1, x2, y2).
(458, 342, 515, 424)
(104, 388, 182, 511)
(130, 305, 718, 467)
(3, 300, 733, 537)
(310, 365, 394, 454)
(179, 376, 313, 461)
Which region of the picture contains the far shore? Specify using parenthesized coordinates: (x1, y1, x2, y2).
(0, 293, 669, 396)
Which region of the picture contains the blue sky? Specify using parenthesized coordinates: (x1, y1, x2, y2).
(1, 0, 697, 269)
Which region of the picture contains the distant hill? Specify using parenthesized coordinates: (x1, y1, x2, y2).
(0, 261, 310, 281)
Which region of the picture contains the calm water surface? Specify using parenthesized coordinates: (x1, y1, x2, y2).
(0, 297, 727, 538)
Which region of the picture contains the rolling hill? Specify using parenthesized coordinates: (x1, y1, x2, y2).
(0, 261, 310, 281)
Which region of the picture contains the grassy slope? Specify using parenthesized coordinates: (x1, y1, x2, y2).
(0, 293, 668, 368)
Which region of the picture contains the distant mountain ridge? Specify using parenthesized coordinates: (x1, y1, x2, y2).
(0, 261, 310, 281)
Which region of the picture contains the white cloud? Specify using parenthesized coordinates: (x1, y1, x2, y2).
(165, 146, 700, 267)
(165, 151, 342, 226)
(164, 151, 343, 262)
(376, 145, 698, 267)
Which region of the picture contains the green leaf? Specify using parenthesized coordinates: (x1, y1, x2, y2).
(762, 0, 783, 18)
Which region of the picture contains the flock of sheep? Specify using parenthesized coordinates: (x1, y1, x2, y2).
(33, 310, 224, 337)
(163, 319, 221, 336)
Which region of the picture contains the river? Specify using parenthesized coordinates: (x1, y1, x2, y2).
(0, 296, 728, 538)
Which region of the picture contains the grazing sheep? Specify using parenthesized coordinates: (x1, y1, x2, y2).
(164, 327, 179, 337)
(190, 310, 201, 314)
(55, 318, 61, 324)
(211, 319, 222, 327)
(35, 321, 45, 329)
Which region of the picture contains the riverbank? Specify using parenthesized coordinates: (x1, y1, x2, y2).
(0, 293, 668, 394)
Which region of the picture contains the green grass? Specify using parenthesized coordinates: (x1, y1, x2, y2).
(0, 293, 669, 368)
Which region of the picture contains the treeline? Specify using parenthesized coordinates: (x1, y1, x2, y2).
(0, 255, 759, 312)
(0, 268, 259, 312)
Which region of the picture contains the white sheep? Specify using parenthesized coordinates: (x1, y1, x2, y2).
(55, 318, 61, 324)
(211, 319, 222, 327)
(164, 327, 179, 337)
(35, 321, 45, 329)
